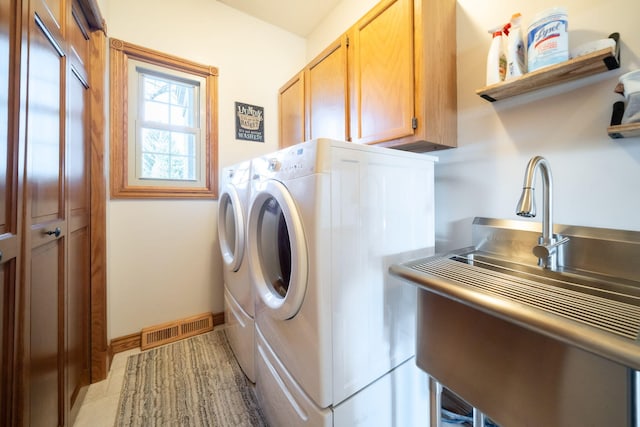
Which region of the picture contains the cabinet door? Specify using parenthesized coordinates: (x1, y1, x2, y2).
(278, 71, 305, 148)
(306, 35, 349, 141)
(349, 0, 415, 145)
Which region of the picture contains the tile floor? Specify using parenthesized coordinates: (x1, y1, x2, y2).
(73, 347, 141, 427)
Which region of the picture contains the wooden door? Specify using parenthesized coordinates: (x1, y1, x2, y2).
(24, 1, 67, 424)
(349, 0, 415, 145)
(278, 71, 305, 148)
(66, 2, 91, 419)
(0, 0, 21, 424)
(306, 35, 349, 142)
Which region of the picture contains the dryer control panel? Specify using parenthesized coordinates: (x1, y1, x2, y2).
(254, 141, 319, 181)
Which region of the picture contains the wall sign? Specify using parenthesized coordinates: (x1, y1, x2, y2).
(235, 102, 264, 142)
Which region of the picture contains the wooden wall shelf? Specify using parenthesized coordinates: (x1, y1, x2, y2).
(476, 34, 620, 102)
(608, 123, 640, 139)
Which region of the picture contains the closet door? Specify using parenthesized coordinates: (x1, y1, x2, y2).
(66, 2, 91, 419)
(25, 1, 67, 425)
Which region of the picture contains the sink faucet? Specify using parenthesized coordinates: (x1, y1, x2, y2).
(515, 156, 568, 270)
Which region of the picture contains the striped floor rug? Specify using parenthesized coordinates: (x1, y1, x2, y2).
(115, 330, 267, 427)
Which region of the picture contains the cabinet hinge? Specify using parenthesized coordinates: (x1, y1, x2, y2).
(412, 117, 418, 129)
(346, 36, 350, 47)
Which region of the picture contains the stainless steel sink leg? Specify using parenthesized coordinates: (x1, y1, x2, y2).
(634, 370, 640, 427)
(473, 408, 486, 427)
(431, 378, 442, 427)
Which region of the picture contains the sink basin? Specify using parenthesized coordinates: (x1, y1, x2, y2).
(389, 218, 640, 426)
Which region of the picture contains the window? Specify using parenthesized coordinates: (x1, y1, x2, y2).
(110, 38, 218, 198)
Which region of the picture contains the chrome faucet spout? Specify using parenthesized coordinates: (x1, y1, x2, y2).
(516, 156, 567, 269)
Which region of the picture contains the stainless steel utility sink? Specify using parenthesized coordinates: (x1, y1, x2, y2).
(390, 217, 640, 427)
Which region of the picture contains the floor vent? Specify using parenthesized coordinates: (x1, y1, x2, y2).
(141, 312, 214, 350)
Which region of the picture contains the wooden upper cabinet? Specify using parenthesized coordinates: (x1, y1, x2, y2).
(349, 0, 414, 146)
(278, 0, 457, 152)
(278, 71, 305, 148)
(306, 35, 349, 142)
(396, 0, 457, 151)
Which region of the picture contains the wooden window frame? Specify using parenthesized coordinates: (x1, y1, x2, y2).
(109, 38, 218, 199)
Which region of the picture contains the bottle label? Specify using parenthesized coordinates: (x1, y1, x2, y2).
(527, 12, 568, 72)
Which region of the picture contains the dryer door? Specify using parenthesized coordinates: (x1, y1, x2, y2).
(247, 179, 308, 320)
(218, 183, 245, 272)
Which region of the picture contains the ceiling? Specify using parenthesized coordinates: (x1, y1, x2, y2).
(216, 0, 342, 37)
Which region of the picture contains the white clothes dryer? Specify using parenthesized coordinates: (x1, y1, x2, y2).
(246, 139, 436, 425)
(218, 160, 255, 382)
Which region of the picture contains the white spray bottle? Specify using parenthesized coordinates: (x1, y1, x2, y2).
(505, 13, 526, 79)
(486, 27, 506, 85)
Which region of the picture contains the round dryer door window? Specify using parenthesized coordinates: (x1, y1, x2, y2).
(248, 179, 307, 320)
(218, 184, 245, 272)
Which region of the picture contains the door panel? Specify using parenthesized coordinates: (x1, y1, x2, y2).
(67, 61, 91, 415)
(29, 240, 62, 427)
(0, 260, 16, 427)
(26, 9, 66, 427)
(32, 0, 64, 44)
(278, 72, 305, 148)
(307, 37, 348, 141)
(350, 0, 415, 145)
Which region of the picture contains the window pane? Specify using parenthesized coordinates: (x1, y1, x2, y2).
(170, 84, 195, 126)
(141, 153, 171, 179)
(141, 128, 170, 154)
(144, 78, 170, 103)
(170, 156, 194, 180)
(140, 127, 196, 181)
(143, 100, 169, 123)
(170, 132, 194, 155)
(170, 105, 191, 126)
(141, 73, 196, 127)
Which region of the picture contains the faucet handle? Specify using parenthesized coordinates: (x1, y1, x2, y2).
(533, 236, 570, 263)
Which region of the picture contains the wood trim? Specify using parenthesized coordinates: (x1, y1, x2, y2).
(89, 29, 109, 382)
(212, 311, 224, 326)
(108, 38, 219, 199)
(109, 39, 218, 77)
(110, 333, 141, 355)
(75, 0, 105, 32)
(109, 311, 225, 356)
(4, 3, 25, 424)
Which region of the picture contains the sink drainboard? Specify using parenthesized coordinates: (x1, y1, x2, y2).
(406, 256, 640, 340)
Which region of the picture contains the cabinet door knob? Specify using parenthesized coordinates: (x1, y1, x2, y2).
(45, 227, 61, 238)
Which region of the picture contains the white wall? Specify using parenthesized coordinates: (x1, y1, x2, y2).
(436, 0, 640, 252)
(104, 0, 306, 338)
(305, 0, 379, 61)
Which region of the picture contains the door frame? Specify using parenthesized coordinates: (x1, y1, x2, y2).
(86, 21, 108, 382)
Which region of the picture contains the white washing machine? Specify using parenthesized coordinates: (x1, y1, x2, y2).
(218, 160, 255, 382)
(246, 139, 435, 426)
